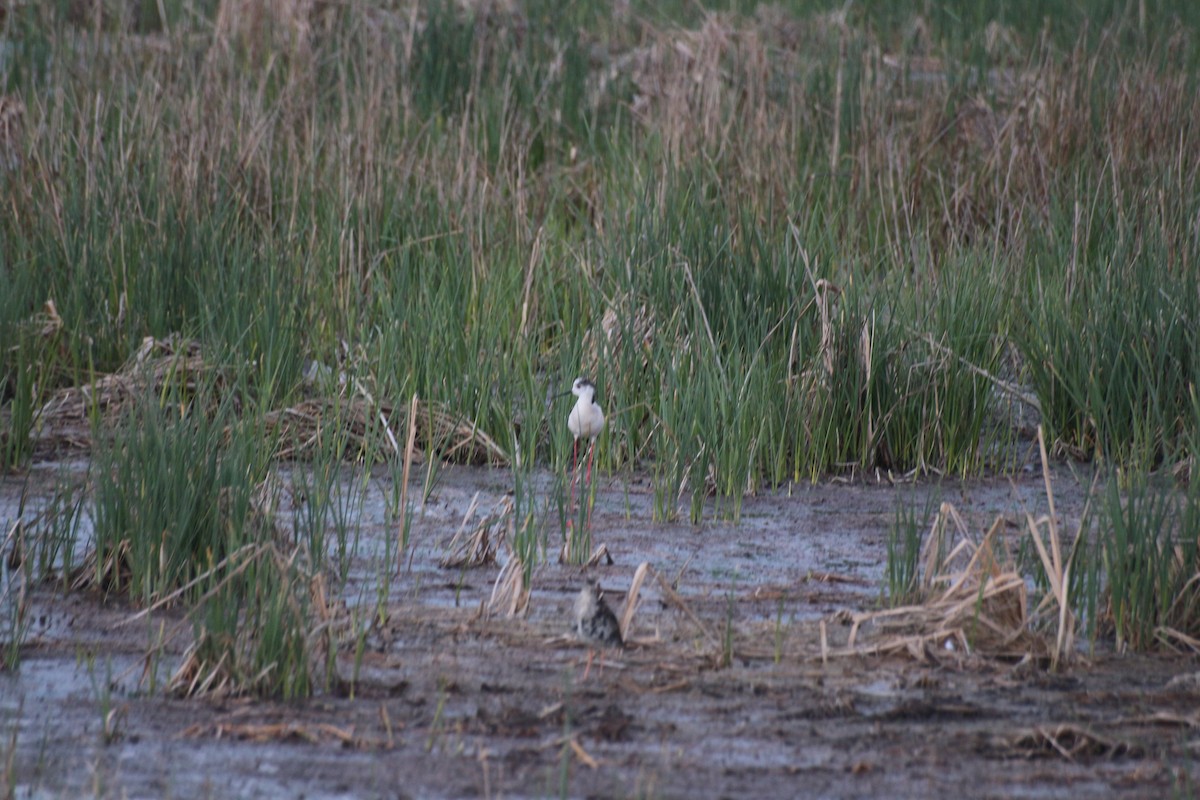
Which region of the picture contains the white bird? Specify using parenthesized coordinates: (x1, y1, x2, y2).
(564, 377, 604, 527)
(567, 377, 605, 442)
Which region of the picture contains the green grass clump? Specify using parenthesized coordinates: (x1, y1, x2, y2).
(89, 384, 321, 698)
(1095, 475, 1200, 652)
(0, 332, 41, 471)
(188, 544, 316, 700)
(885, 497, 932, 607)
(1018, 221, 1200, 469)
(90, 391, 272, 604)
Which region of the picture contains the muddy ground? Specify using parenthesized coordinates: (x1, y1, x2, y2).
(2, 459, 1198, 799)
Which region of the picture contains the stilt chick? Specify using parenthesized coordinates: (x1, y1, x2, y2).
(574, 578, 623, 678)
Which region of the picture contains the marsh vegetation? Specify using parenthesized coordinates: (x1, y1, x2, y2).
(1, 0, 1199, 795)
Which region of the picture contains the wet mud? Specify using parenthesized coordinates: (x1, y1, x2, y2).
(1, 462, 1196, 798)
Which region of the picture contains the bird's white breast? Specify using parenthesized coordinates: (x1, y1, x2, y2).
(568, 399, 605, 440)
(574, 586, 597, 628)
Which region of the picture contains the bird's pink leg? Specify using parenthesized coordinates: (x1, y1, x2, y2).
(582, 648, 595, 681)
(584, 439, 596, 531)
(569, 436, 579, 521)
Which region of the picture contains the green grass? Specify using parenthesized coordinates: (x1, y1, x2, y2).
(2, 0, 1196, 495)
(189, 542, 315, 699)
(1094, 473, 1200, 651)
(0, 573, 28, 672)
(885, 495, 931, 607)
(89, 388, 271, 604)
(86, 380, 321, 697)
(1017, 203, 1200, 467)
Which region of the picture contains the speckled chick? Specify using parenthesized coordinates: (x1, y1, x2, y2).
(574, 579, 623, 648)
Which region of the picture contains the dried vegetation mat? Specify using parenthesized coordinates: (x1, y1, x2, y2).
(821, 427, 1079, 670)
(28, 334, 506, 465)
(987, 724, 1143, 761)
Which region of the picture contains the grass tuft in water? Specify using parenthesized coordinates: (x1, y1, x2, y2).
(886, 497, 930, 607)
(89, 389, 273, 605)
(1095, 474, 1200, 652)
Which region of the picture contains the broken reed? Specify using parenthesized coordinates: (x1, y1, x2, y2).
(2, 3, 1198, 513)
(884, 460, 1200, 657)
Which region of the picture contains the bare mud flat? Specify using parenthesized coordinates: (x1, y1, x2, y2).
(2, 462, 1197, 799)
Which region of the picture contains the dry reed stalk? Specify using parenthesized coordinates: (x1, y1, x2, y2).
(581, 543, 614, 568)
(486, 503, 527, 621)
(181, 720, 358, 746)
(306, 571, 339, 682)
(0, 93, 24, 171)
(36, 336, 211, 448)
(825, 499, 1045, 663)
(653, 567, 716, 646)
(815, 279, 840, 382)
(114, 542, 267, 625)
(1129, 708, 1200, 728)
(921, 501, 972, 589)
(379, 704, 395, 748)
(1163, 571, 1200, 631)
(486, 553, 529, 618)
(1023, 425, 1074, 669)
(1003, 724, 1133, 760)
(519, 226, 542, 340)
(680, 255, 722, 378)
(830, 31, 845, 174)
(558, 535, 574, 565)
(568, 737, 599, 769)
(618, 561, 651, 642)
(3, 518, 23, 573)
(440, 495, 512, 569)
(1156, 626, 1200, 654)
